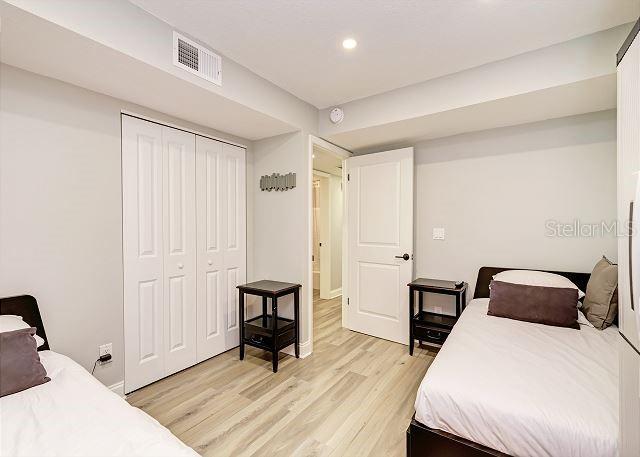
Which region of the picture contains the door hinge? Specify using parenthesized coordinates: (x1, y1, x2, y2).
(347, 173, 350, 181)
(347, 297, 350, 305)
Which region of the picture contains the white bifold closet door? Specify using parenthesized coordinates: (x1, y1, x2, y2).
(195, 136, 246, 361)
(122, 115, 245, 394)
(162, 126, 197, 377)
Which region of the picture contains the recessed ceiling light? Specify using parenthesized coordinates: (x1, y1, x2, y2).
(342, 38, 357, 50)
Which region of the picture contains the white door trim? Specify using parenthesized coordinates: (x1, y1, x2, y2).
(306, 135, 351, 356)
(121, 111, 248, 149)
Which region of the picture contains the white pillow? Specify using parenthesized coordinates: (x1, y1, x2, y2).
(578, 310, 595, 328)
(0, 315, 46, 347)
(492, 270, 585, 299)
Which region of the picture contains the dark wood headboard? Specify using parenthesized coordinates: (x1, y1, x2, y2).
(0, 295, 49, 351)
(474, 267, 591, 300)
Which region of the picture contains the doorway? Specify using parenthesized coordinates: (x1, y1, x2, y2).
(312, 166, 343, 298)
(306, 136, 350, 351)
(312, 147, 344, 334)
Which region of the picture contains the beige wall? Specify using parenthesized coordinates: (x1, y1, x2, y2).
(0, 64, 253, 387)
(412, 110, 617, 314)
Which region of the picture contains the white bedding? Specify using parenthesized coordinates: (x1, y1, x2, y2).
(415, 298, 619, 457)
(0, 351, 198, 457)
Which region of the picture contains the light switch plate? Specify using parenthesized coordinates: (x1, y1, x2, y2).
(433, 227, 445, 240)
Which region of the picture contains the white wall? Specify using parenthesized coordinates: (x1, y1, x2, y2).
(317, 174, 329, 292)
(329, 175, 343, 293)
(0, 64, 253, 387)
(251, 130, 312, 352)
(319, 25, 630, 138)
(3, 0, 318, 134)
(412, 110, 617, 314)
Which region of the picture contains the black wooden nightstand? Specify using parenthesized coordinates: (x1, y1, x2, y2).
(237, 280, 301, 372)
(408, 278, 468, 355)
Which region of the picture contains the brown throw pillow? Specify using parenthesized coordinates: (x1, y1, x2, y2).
(0, 327, 50, 397)
(582, 256, 618, 330)
(488, 281, 579, 329)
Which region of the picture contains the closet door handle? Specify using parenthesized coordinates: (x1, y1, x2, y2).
(177, 263, 184, 269)
(208, 260, 213, 266)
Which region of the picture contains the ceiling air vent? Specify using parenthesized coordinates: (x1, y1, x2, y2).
(173, 32, 222, 86)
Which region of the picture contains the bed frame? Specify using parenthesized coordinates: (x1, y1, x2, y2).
(406, 266, 591, 457)
(0, 295, 49, 351)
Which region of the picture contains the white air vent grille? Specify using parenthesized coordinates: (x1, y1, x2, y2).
(173, 32, 222, 86)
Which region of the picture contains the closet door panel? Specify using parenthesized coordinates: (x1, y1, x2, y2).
(162, 126, 197, 376)
(226, 267, 239, 331)
(196, 136, 226, 360)
(222, 144, 246, 348)
(122, 116, 164, 394)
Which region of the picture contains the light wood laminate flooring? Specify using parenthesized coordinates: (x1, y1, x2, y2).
(127, 292, 436, 457)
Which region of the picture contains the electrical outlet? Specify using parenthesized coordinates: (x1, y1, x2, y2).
(99, 343, 113, 362)
(433, 227, 445, 240)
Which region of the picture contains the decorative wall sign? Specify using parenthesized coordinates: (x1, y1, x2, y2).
(260, 172, 297, 191)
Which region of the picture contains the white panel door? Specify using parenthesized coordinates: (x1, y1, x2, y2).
(196, 137, 246, 361)
(195, 136, 224, 360)
(162, 126, 197, 376)
(221, 143, 246, 348)
(346, 148, 413, 344)
(122, 116, 165, 393)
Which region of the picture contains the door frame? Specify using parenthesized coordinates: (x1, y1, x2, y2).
(307, 135, 351, 353)
(121, 110, 248, 149)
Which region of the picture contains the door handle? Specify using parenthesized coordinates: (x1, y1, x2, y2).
(208, 260, 213, 266)
(395, 253, 410, 261)
(177, 263, 184, 269)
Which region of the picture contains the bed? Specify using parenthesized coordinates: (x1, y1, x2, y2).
(406, 267, 619, 457)
(0, 295, 198, 457)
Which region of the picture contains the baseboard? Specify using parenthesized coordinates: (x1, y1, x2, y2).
(281, 339, 312, 358)
(329, 288, 342, 299)
(108, 381, 125, 398)
(298, 339, 312, 358)
(319, 288, 342, 300)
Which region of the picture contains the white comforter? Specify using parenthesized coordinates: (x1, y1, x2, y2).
(0, 351, 198, 457)
(415, 298, 619, 457)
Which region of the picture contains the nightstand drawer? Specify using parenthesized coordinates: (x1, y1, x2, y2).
(244, 326, 295, 351)
(413, 324, 450, 345)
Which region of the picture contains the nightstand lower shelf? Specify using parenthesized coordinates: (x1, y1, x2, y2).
(412, 311, 456, 347)
(243, 314, 295, 351)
